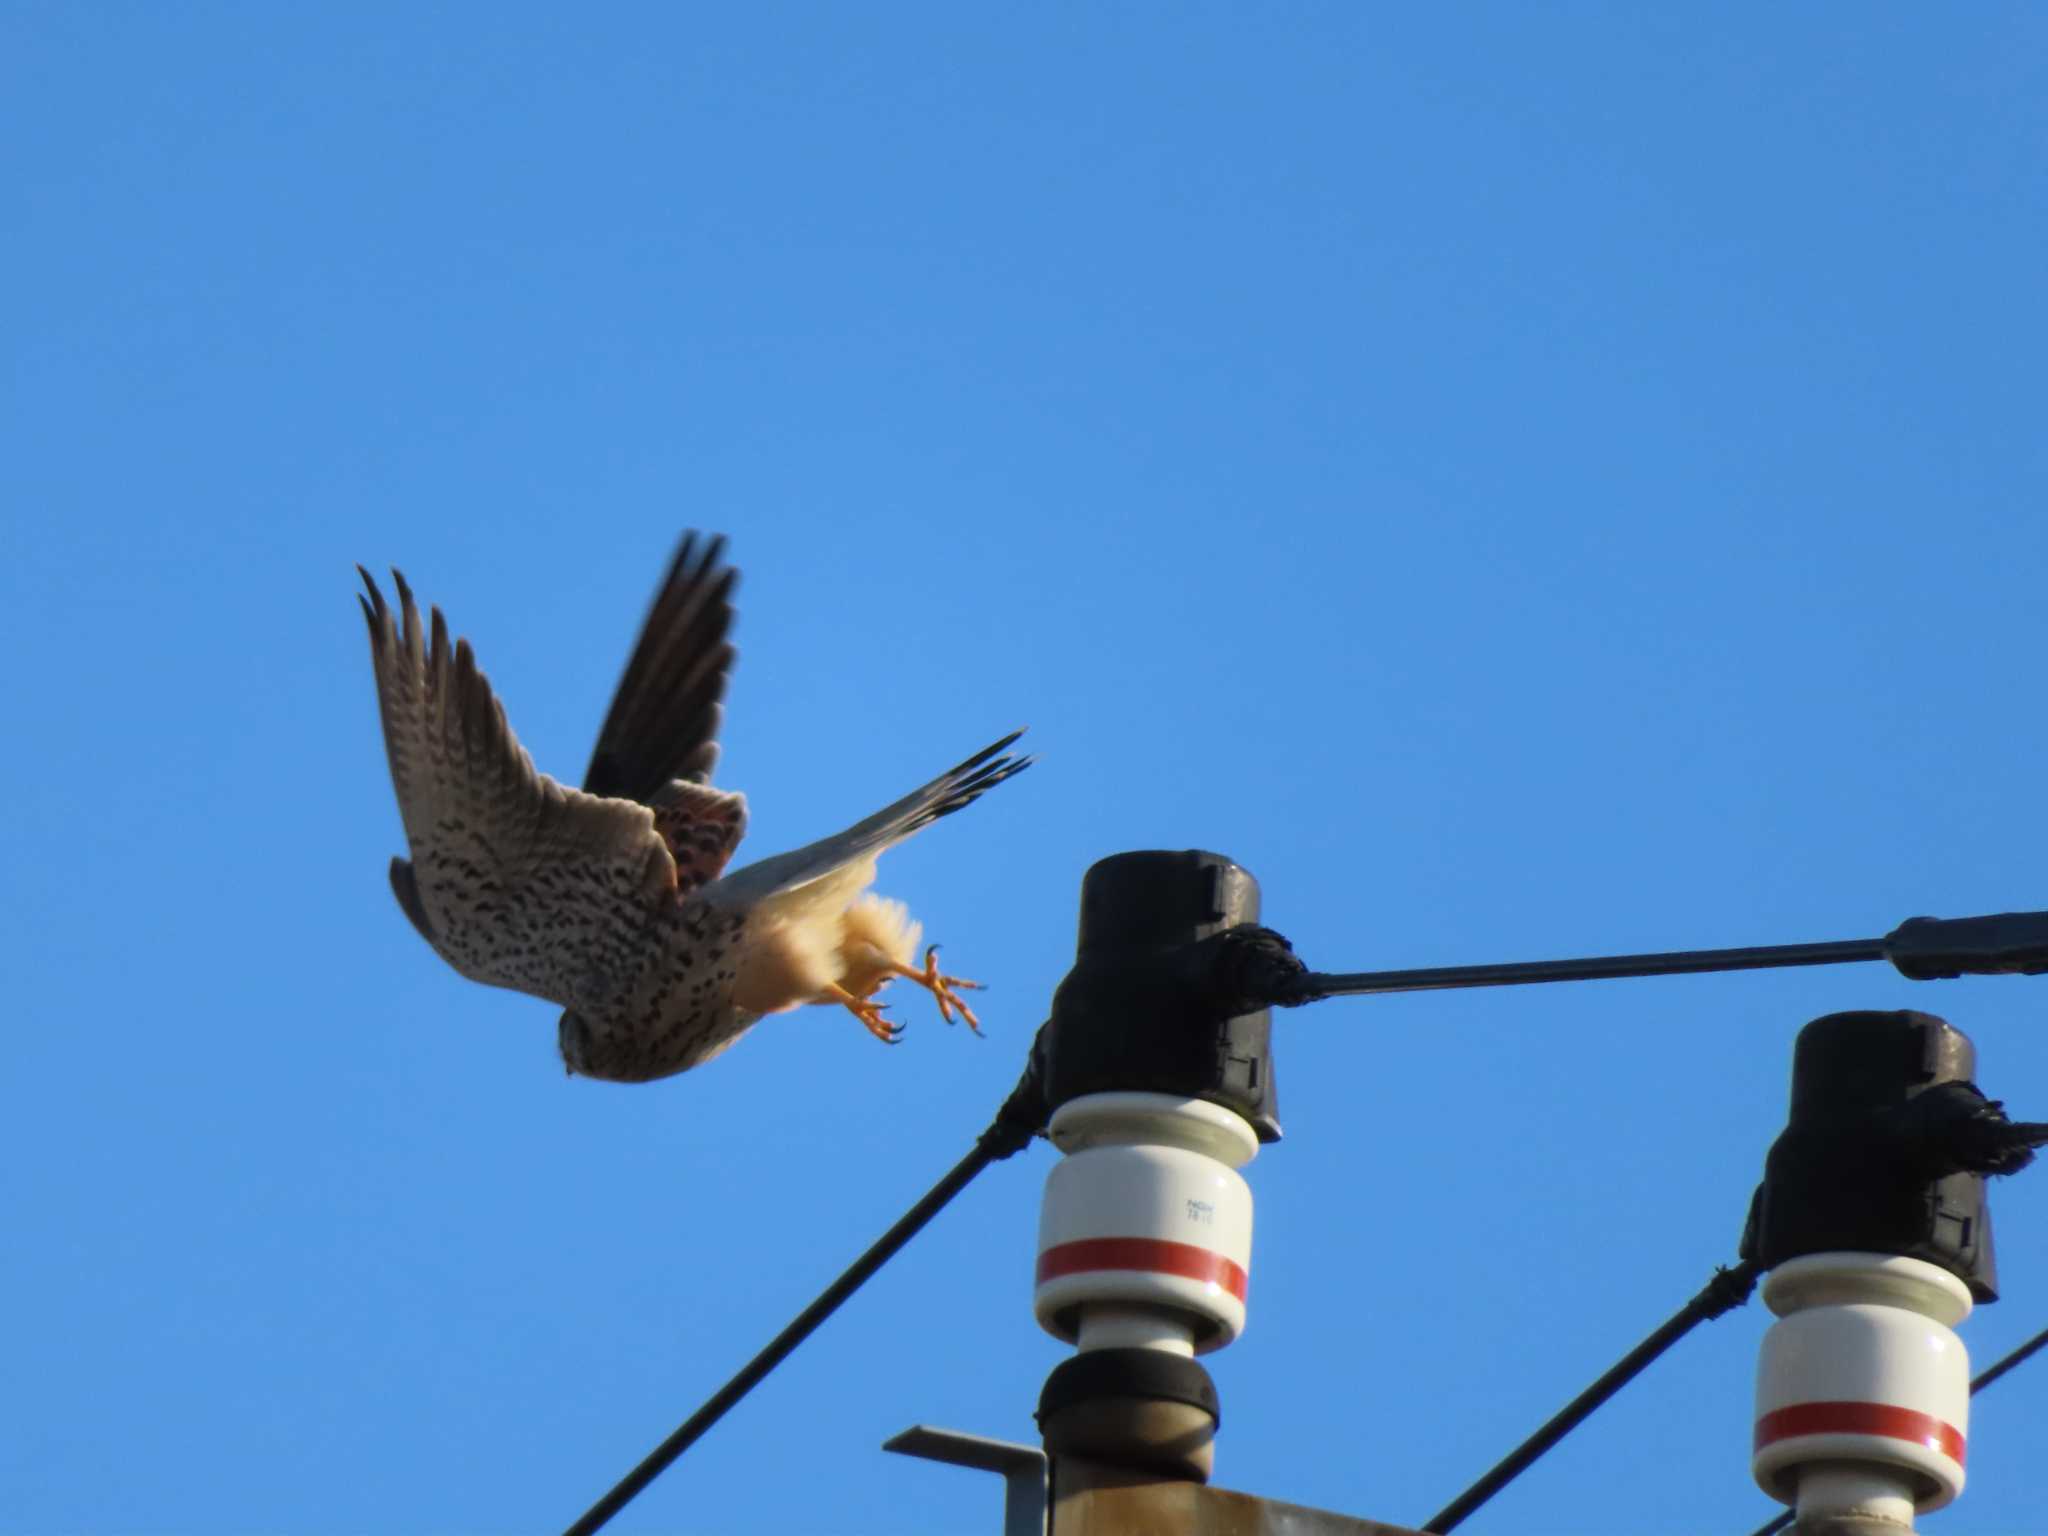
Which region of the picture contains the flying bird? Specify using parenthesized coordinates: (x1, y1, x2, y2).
(357, 534, 1030, 1082)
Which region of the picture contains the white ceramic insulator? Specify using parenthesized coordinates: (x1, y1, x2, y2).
(1796, 1463, 1917, 1529)
(1035, 1092, 1259, 1355)
(1076, 1304, 1198, 1357)
(1753, 1252, 1973, 1519)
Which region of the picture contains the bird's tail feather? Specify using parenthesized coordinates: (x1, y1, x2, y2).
(707, 731, 1030, 909)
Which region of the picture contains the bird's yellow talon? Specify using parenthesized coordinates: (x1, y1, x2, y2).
(827, 984, 902, 1045)
(890, 945, 987, 1035)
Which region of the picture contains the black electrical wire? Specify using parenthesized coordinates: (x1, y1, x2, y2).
(1280, 940, 1885, 1003)
(1268, 907, 2048, 1006)
(559, 1051, 1048, 1536)
(1740, 1319, 2048, 1536)
(1421, 1260, 1761, 1535)
(1970, 1320, 2048, 1393)
(557, 1142, 991, 1534)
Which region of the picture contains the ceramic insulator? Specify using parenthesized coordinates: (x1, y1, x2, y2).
(1034, 1092, 1258, 1355)
(1753, 1251, 1973, 1520)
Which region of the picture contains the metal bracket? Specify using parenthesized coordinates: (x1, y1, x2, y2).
(884, 1424, 1049, 1536)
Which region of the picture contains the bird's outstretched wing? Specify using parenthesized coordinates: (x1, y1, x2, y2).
(582, 532, 737, 802)
(706, 732, 1031, 909)
(580, 533, 749, 889)
(359, 568, 679, 1007)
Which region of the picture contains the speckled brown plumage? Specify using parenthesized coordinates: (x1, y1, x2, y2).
(358, 534, 1030, 1082)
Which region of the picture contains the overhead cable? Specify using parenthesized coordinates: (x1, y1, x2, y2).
(1422, 1260, 1761, 1534)
(558, 1052, 1047, 1536)
(1270, 909, 2048, 1005)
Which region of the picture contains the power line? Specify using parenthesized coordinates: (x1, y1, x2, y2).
(560, 1140, 996, 1536)
(1271, 908, 2048, 1004)
(1286, 941, 1881, 1002)
(1971, 1320, 2048, 1394)
(559, 1063, 1046, 1536)
(1422, 1260, 1761, 1534)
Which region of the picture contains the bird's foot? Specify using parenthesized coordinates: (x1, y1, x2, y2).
(826, 983, 904, 1045)
(891, 945, 985, 1034)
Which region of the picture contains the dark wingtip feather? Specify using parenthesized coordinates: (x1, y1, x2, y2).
(937, 729, 1028, 781)
(357, 566, 389, 620)
(581, 532, 740, 803)
(908, 731, 1033, 832)
(388, 856, 438, 944)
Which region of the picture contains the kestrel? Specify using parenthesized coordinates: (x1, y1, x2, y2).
(357, 534, 1030, 1082)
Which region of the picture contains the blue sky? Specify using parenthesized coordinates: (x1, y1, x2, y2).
(7, 5, 2048, 1533)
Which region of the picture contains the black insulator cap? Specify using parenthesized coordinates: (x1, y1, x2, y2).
(1042, 850, 1282, 1141)
(1036, 1348, 1222, 1481)
(1036, 1348, 1222, 1429)
(1741, 1010, 2000, 1300)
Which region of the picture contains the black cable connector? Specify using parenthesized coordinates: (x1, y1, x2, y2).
(558, 1039, 1049, 1536)
(1421, 1260, 1760, 1535)
(1883, 911, 2048, 980)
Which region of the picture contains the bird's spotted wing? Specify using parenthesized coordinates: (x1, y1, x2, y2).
(359, 567, 679, 1008)
(583, 532, 737, 802)
(706, 732, 1031, 909)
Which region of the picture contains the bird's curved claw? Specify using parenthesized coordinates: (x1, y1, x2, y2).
(829, 983, 904, 1045)
(897, 944, 986, 1035)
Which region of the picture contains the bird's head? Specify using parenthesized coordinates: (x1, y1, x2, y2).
(557, 1010, 593, 1077)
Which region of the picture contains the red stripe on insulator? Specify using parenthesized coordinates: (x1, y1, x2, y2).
(1755, 1401, 1966, 1465)
(1036, 1238, 1248, 1302)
